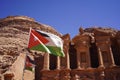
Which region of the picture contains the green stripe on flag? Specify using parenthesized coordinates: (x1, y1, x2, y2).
(30, 44, 64, 57)
(47, 46, 64, 57)
(30, 44, 49, 53)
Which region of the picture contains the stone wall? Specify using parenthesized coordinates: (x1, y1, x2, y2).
(0, 16, 61, 80)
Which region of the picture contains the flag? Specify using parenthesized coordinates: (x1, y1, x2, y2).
(28, 28, 65, 57)
(25, 55, 35, 71)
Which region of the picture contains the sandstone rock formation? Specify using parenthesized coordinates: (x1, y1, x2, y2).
(0, 16, 120, 80)
(0, 16, 61, 80)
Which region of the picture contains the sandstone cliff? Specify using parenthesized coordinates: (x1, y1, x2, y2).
(0, 16, 61, 80)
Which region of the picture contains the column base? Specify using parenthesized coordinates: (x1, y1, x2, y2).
(98, 65, 105, 69)
(41, 69, 50, 71)
(109, 64, 116, 68)
(76, 66, 83, 70)
(86, 67, 93, 70)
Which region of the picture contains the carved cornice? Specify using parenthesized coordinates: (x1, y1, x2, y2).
(72, 35, 90, 48)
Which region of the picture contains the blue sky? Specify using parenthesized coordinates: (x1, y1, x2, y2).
(1, 0, 120, 38)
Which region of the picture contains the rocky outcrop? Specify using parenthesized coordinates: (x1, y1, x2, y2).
(0, 16, 61, 36)
(0, 16, 61, 80)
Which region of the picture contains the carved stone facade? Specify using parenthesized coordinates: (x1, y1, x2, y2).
(0, 16, 120, 80)
(37, 28, 120, 80)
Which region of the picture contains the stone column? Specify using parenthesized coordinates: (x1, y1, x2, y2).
(87, 53, 91, 68)
(98, 47, 104, 68)
(109, 47, 116, 67)
(62, 34, 70, 70)
(56, 56, 60, 69)
(76, 48, 81, 69)
(87, 48, 91, 68)
(66, 51, 70, 69)
(43, 53, 49, 70)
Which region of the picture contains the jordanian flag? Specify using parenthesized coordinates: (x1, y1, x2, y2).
(25, 55, 35, 71)
(28, 28, 65, 57)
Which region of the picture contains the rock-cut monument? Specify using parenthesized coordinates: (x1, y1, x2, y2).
(0, 16, 120, 80)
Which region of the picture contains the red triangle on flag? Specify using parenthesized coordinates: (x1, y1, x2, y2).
(28, 29, 49, 48)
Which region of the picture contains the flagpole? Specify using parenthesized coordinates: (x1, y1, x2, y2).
(27, 27, 32, 48)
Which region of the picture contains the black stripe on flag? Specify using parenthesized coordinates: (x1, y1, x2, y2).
(36, 30, 49, 37)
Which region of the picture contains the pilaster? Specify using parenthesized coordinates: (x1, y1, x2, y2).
(109, 47, 116, 67)
(56, 56, 60, 70)
(97, 47, 104, 68)
(43, 53, 49, 70)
